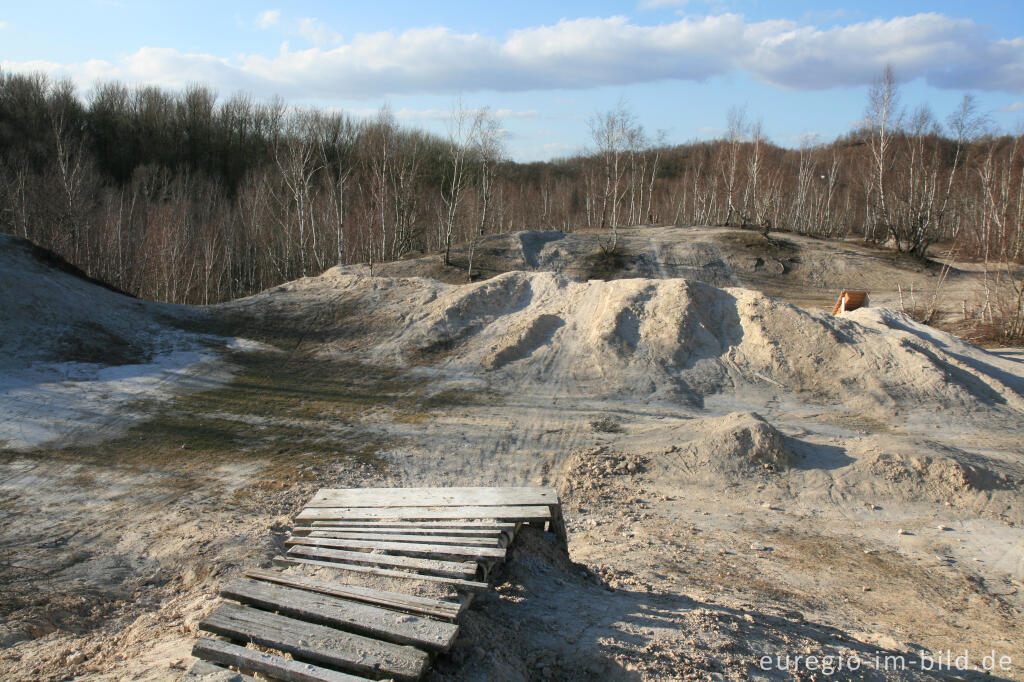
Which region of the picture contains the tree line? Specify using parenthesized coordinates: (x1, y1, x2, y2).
(0, 68, 1021, 335)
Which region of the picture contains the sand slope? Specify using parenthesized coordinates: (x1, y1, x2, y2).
(301, 269, 1024, 422)
(0, 235, 240, 449)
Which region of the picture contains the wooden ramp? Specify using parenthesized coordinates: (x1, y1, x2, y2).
(185, 486, 564, 681)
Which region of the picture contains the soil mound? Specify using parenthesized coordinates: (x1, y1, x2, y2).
(329, 270, 1024, 420)
(0, 235, 229, 449)
(0, 234, 199, 368)
(665, 412, 792, 478)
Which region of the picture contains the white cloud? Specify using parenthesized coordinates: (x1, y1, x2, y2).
(999, 101, 1024, 113)
(3, 13, 1022, 99)
(298, 17, 341, 46)
(791, 131, 823, 146)
(348, 107, 539, 123)
(256, 10, 280, 29)
(0, 21, 7, 30)
(494, 108, 541, 120)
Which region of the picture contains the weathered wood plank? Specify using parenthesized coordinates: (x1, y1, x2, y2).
(303, 531, 502, 546)
(295, 525, 512, 538)
(287, 536, 506, 560)
(272, 557, 489, 592)
(284, 544, 476, 578)
(199, 602, 428, 682)
(308, 486, 558, 508)
(296, 505, 551, 522)
(192, 637, 369, 682)
(244, 568, 460, 621)
(181, 660, 258, 681)
(308, 520, 516, 531)
(220, 579, 459, 651)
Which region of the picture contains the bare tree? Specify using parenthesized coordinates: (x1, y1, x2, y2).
(743, 118, 767, 227)
(314, 112, 357, 267)
(589, 100, 635, 249)
(468, 109, 504, 280)
(272, 111, 323, 277)
(441, 99, 482, 266)
(864, 64, 902, 243)
(48, 79, 94, 265)
(721, 105, 748, 226)
(645, 130, 668, 223)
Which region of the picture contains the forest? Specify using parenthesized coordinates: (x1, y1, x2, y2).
(0, 68, 1021, 336)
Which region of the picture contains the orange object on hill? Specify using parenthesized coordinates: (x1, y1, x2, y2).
(832, 290, 868, 315)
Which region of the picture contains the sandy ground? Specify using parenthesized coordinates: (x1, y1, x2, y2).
(1, 228, 1022, 681)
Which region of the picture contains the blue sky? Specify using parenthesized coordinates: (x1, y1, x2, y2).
(3, 1, 1023, 160)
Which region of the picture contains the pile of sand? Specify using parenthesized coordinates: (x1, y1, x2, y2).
(662, 412, 792, 479)
(313, 270, 1024, 421)
(0, 236, 200, 368)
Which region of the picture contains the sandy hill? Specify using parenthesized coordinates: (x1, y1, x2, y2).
(357, 225, 968, 317)
(0, 235, 232, 449)
(235, 267, 1024, 421)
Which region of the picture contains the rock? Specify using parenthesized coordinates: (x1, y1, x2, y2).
(897, 528, 908, 535)
(65, 652, 85, 666)
(750, 541, 768, 551)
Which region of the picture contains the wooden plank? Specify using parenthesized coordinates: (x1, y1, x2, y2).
(295, 525, 512, 538)
(308, 486, 558, 508)
(303, 531, 503, 546)
(221, 579, 458, 652)
(309, 520, 516, 530)
(182, 660, 258, 681)
(192, 637, 369, 682)
(273, 557, 489, 592)
(245, 568, 460, 621)
(548, 503, 568, 547)
(283, 544, 476, 578)
(297, 505, 551, 522)
(287, 536, 506, 560)
(199, 602, 428, 682)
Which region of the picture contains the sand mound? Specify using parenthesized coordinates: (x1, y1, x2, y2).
(0, 235, 241, 449)
(664, 412, 792, 478)
(0, 235, 201, 368)
(868, 452, 991, 498)
(557, 447, 650, 504)
(326, 270, 1023, 420)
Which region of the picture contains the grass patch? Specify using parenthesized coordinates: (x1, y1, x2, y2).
(716, 231, 799, 259)
(52, 322, 153, 366)
(583, 248, 631, 281)
(590, 416, 624, 433)
(0, 343, 505, 495)
(5, 350, 433, 482)
(392, 387, 499, 423)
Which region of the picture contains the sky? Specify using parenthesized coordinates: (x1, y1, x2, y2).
(2, 1, 1023, 161)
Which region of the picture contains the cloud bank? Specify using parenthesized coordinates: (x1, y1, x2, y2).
(3, 13, 1022, 98)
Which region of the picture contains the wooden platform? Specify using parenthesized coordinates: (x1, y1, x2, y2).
(185, 486, 563, 681)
